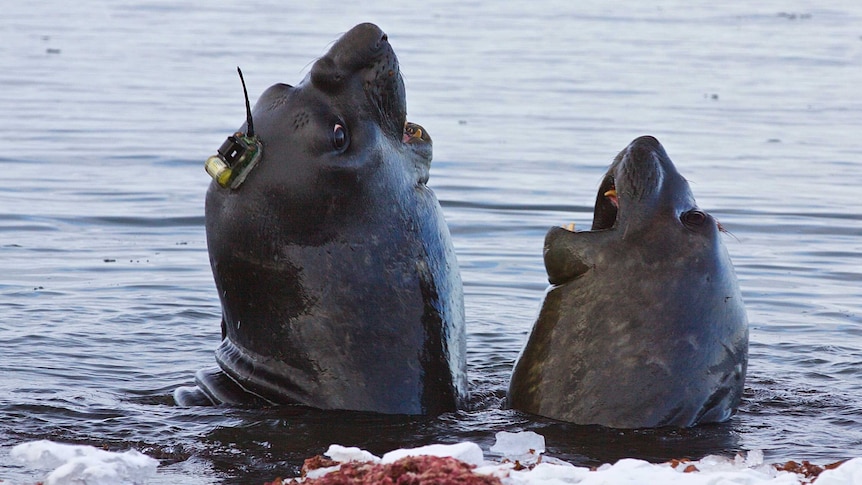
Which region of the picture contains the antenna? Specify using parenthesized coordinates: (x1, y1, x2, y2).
(237, 66, 254, 137)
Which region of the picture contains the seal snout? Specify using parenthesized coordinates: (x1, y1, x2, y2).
(618, 136, 667, 177)
(608, 135, 675, 208)
(620, 135, 672, 171)
(314, 23, 395, 77)
(588, 136, 674, 232)
(628, 135, 662, 151)
(309, 22, 406, 141)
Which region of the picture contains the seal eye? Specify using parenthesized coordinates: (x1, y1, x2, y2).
(332, 123, 348, 151)
(681, 210, 707, 228)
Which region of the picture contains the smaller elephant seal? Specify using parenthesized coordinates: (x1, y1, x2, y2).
(508, 135, 749, 428)
(174, 23, 467, 415)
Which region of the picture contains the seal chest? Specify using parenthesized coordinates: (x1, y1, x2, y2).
(175, 23, 467, 415)
(508, 136, 749, 428)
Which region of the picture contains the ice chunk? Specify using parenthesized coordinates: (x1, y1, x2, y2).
(381, 442, 484, 467)
(816, 457, 862, 485)
(11, 440, 158, 485)
(324, 444, 381, 464)
(745, 449, 765, 467)
(490, 430, 545, 458)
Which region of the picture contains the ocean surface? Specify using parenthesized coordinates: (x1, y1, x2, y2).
(2, 1, 862, 483)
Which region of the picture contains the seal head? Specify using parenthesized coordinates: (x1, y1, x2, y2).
(508, 136, 749, 428)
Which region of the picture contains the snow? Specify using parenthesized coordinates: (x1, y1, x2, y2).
(503, 458, 797, 485)
(490, 430, 546, 463)
(324, 444, 382, 464)
(315, 432, 862, 485)
(304, 445, 385, 479)
(10, 440, 158, 485)
(381, 442, 485, 467)
(816, 459, 862, 485)
(8, 433, 862, 484)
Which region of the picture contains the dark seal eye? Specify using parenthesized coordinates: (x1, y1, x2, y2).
(332, 123, 348, 151)
(681, 210, 707, 228)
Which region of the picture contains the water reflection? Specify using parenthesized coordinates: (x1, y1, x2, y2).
(2, 0, 862, 483)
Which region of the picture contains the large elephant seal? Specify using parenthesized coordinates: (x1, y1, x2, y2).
(174, 23, 467, 415)
(508, 136, 748, 428)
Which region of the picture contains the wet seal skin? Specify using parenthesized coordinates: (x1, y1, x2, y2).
(174, 23, 467, 415)
(508, 136, 749, 428)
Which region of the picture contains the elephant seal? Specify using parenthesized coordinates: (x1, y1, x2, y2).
(174, 23, 467, 415)
(508, 136, 748, 428)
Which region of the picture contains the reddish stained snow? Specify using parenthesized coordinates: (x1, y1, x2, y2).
(266, 454, 502, 485)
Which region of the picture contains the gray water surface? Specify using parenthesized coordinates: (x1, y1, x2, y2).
(2, 1, 862, 483)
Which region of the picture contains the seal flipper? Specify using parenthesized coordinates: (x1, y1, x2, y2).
(173, 385, 216, 406)
(194, 366, 271, 407)
(173, 367, 271, 407)
(543, 227, 613, 285)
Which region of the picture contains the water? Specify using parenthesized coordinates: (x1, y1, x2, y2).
(2, 0, 862, 483)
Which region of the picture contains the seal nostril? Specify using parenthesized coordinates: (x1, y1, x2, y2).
(381, 33, 388, 42)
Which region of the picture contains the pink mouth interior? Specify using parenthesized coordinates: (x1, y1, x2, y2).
(605, 184, 619, 208)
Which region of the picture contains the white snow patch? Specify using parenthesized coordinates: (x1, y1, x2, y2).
(502, 456, 804, 485)
(324, 444, 382, 464)
(11, 434, 862, 485)
(10, 440, 158, 485)
(292, 433, 861, 485)
(381, 441, 485, 467)
(815, 458, 862, 485)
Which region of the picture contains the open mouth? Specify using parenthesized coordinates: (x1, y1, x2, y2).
(402, 121, 432, 167)
(562, 173, 620, 233)
(403, 121, 431, 145)
(592, 174, 619, 231)
(603, 183, 619, 208)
